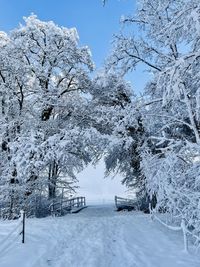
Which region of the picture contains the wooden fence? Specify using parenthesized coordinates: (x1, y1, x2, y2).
(115, 196, 138, 211)
(49, 196, 86, 216)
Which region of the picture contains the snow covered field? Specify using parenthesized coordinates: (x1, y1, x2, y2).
(0, 205, 200, 267)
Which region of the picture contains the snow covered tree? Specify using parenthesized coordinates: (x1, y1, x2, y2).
(0, 15, 96, 218)
(109, 0, 200, 144)
(88, 72, 150, 209)
(106, 0, 200, 242)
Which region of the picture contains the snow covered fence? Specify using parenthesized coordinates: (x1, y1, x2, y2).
(150, 209, 200, 253)
(115, 196, 139, 211)
(0, 210, 26, 256)
(50, 196, 86, 216)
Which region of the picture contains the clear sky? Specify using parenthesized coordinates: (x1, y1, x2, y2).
(0, 0, 148, 92)
(0, 0, 142, 201)
(77, 160, 132, 204)
(0, 0, 134, 68)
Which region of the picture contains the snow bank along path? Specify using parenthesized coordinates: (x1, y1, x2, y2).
(0, 205, 200, 267)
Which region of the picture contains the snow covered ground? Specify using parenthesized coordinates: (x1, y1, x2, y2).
(0, 205, 200, 267)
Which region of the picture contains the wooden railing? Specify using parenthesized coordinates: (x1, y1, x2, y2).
(115, 196, 138, 211)
(50, 196, 86, 216)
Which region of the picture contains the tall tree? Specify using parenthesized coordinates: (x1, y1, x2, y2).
(0, 15, 95, 218)
(107, 0, 200, 241)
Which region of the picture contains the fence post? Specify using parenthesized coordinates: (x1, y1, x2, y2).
(52, 200, 54, 216)
(115, 196, 117, 207)
(181, 219, 188, 252)
(60, 198, 63, 216)
(20, 210, 25, 244)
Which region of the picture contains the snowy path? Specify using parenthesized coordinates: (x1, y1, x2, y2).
(0, 205, 200, 267)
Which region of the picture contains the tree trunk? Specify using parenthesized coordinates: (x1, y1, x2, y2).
(48, 161, 58, 199)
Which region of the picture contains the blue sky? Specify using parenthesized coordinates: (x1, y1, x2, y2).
(0, 0, 134, 68)
(0, 0, 148, 92)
